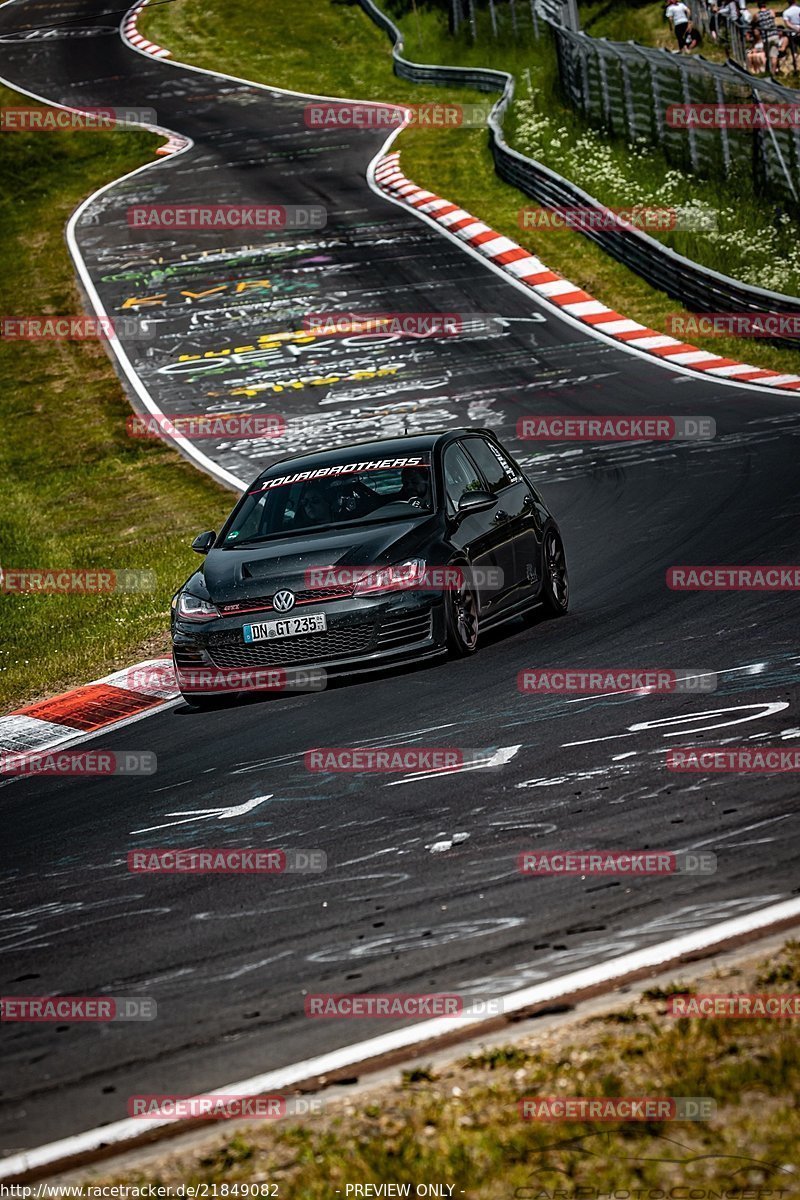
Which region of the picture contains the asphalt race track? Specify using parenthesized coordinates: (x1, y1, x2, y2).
(1, 0, 800, 1158)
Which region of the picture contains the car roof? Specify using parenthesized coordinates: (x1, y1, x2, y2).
(255, 428, 493, 480)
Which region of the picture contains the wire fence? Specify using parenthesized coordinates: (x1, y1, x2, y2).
(553, 25, 800, 206)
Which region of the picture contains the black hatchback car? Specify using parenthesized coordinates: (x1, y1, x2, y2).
(171, 429, 568, 706)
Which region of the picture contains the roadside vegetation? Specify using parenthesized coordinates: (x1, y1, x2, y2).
(82, 940, 800, 1197)
(142, 0, 800, 376)
(0, 84, 226, 710)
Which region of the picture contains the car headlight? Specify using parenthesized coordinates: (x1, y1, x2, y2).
(353, 559, 427, 596)
(176, 592, 220, 621)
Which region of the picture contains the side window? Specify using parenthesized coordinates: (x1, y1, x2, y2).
(463, 437, 518, 492)
(442, 444, 484, 514)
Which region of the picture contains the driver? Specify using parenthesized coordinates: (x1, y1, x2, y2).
(297, 484, 333, 525)
(399, 467, 431, 508)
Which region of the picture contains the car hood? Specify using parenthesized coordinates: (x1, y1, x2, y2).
(197, 517, 434, 602)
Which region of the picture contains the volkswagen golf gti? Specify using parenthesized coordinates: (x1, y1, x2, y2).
(170, 429, 568, 706)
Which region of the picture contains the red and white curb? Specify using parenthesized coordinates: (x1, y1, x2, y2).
(156, 132, 191, 156)
(0, 659, 178, 759)
(123, 1, 171, 59)
(374, 152, 800, 391)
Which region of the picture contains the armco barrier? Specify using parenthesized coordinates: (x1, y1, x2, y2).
(357, 0, 800, 339)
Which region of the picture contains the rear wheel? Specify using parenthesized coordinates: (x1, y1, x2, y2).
(541, 527, 569, 616)
(445, 570, 479, 656)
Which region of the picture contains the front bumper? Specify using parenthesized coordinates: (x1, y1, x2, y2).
(171, 593, 446, 688)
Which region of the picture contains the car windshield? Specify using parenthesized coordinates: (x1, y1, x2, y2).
(221, 455, 434, 545)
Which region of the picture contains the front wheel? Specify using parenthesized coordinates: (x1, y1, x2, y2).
(445, 571, 479, 656)
(541, 527, 569, 616)
(179, 692, 220, 710)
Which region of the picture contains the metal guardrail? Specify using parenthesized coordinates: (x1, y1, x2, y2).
(358, 0, 800, 330)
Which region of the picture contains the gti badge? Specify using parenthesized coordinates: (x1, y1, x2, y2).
(526, 564, 539, 585)
(273, 589, 296, 613)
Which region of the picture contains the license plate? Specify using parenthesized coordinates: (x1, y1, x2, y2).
(244, 613, 327, 643)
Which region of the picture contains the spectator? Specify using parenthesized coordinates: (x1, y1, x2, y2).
(784, 0, 800, 28)
(747, 29, 768, 66)
(684, 18, 704, 45)
(666, 0, 692, 48)
(782, 0, 800, 66)
(717, 0, 739, 37)
(773, 24, 791, 68)
(756, 0, 781, 63)
(708, 0, 720, 38)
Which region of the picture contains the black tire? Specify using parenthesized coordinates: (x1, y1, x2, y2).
(179, 692, 221, 710)
(541, 526, 569, 616)
(445, 568, 479, 656)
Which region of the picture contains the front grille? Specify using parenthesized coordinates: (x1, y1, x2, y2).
(218, 584, 354, 617)
(208, 625, 375, 668)
(377, 612, 433, 650)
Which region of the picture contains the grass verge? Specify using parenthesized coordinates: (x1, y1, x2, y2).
(76, 939, 800, 1196)
(141, 0, 800, 376)
(0, 84, 228, 712)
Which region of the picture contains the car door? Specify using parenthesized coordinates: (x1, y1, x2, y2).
(461, 436, 544, 605)
(442, 441, 512, 615)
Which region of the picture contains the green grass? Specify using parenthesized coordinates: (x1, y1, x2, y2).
(0, 84, 228, 711)
(84, 940, 800, 1197)
(141, 0, 800, 376)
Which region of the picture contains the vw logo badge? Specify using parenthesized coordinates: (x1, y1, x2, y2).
(273, 589, 296, 613)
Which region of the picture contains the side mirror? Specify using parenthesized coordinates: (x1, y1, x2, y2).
(457, 490, 497, 516)
(191, 530, 216, 554)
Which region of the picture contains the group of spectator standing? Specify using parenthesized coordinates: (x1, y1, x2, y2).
(665, 0, 800, 73)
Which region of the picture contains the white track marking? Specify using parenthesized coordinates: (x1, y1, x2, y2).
(130, 794, 271, 834)
(564, 701, 790, 747)
(385, 744, 521, 786)
(2, 895, 798, 1181)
